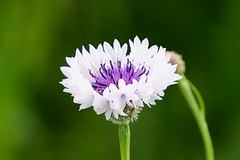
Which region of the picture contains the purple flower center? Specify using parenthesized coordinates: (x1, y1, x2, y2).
(89, 59, 149, 94)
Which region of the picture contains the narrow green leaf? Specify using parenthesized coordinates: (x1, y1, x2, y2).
(188, 80, 206, 118)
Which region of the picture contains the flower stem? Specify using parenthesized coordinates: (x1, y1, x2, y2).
(118, 124, 130, 160)
(179, 75, 214, 160)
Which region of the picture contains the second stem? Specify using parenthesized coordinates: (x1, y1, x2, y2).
(179, 75, 214, 160)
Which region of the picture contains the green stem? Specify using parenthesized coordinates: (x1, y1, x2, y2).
(179, 75, 214, 160)
(118, 124, 130, 160)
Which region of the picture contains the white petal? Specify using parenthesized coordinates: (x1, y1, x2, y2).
(118, 79, 126, 90)
(93, 94, 109, 110)
(94, 106, 108, 115)
(129, 36, 158, 66)
(118, 110, 127, 116)
(104, 42, 115, 62)
(105, 109, 112, 120)
(60, 67, 71, 78)
(113, 111, 119, 119)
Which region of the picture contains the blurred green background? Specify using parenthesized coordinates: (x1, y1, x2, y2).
(1, 0, 240, 159)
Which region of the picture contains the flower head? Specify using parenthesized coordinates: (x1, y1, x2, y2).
(60, 36, 182, 124)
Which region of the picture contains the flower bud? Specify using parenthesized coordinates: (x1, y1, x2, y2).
(166, 51, 186, 75)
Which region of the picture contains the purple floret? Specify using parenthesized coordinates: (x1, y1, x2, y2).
(90, 59, 148, 94)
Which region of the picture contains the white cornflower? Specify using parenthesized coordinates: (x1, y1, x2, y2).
(60, 36, 182, 124)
